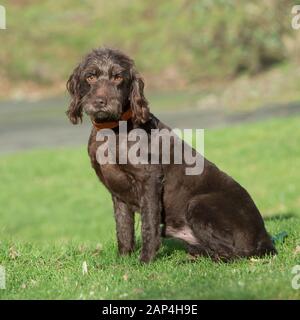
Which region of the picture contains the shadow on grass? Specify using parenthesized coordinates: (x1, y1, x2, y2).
(158, 238, 186, 257)
(158, 238, 215, 264)
(264, 212, 297, 222)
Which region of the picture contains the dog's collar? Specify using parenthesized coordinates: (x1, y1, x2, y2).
(92, 109, 133, 131)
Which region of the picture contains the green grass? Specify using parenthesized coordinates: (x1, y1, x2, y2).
(0, 116, 300, 299)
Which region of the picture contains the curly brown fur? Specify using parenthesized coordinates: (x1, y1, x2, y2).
(66, 47, 276, 263)
(66, 47, 149, 125)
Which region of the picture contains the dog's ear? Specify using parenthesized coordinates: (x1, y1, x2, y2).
(66, 64, 84, 124)
(130, 69, 150, 124)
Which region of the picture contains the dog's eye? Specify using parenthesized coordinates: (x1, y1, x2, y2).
(114, 74, 123, 82)
(86, 75, 97, 84)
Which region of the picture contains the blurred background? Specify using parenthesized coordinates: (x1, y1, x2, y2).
(1, 0, 300, 152)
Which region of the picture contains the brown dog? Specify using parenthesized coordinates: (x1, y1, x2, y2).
(66, 47, 276, 263)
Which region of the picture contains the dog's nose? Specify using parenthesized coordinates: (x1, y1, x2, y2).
(94, 96, 107, 107)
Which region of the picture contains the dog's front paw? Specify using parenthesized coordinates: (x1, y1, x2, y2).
(118, 245, 135, 256)
(139, 251, 155, 263)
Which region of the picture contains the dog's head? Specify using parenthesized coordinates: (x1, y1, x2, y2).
(66, 47, 149, 125)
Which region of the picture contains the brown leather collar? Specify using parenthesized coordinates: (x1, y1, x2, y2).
(92, 109, 133, 131)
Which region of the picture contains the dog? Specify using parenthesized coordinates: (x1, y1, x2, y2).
(66, 47, 276, 263)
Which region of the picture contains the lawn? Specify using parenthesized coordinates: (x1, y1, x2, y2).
(0, 115, 300, 299)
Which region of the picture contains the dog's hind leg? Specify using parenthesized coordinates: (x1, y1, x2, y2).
(186, 193, 276, 261)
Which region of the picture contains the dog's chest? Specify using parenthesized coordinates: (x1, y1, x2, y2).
(98, 164, 137, 200)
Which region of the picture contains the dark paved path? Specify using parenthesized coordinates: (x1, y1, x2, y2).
(0, 96, 300, 154)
